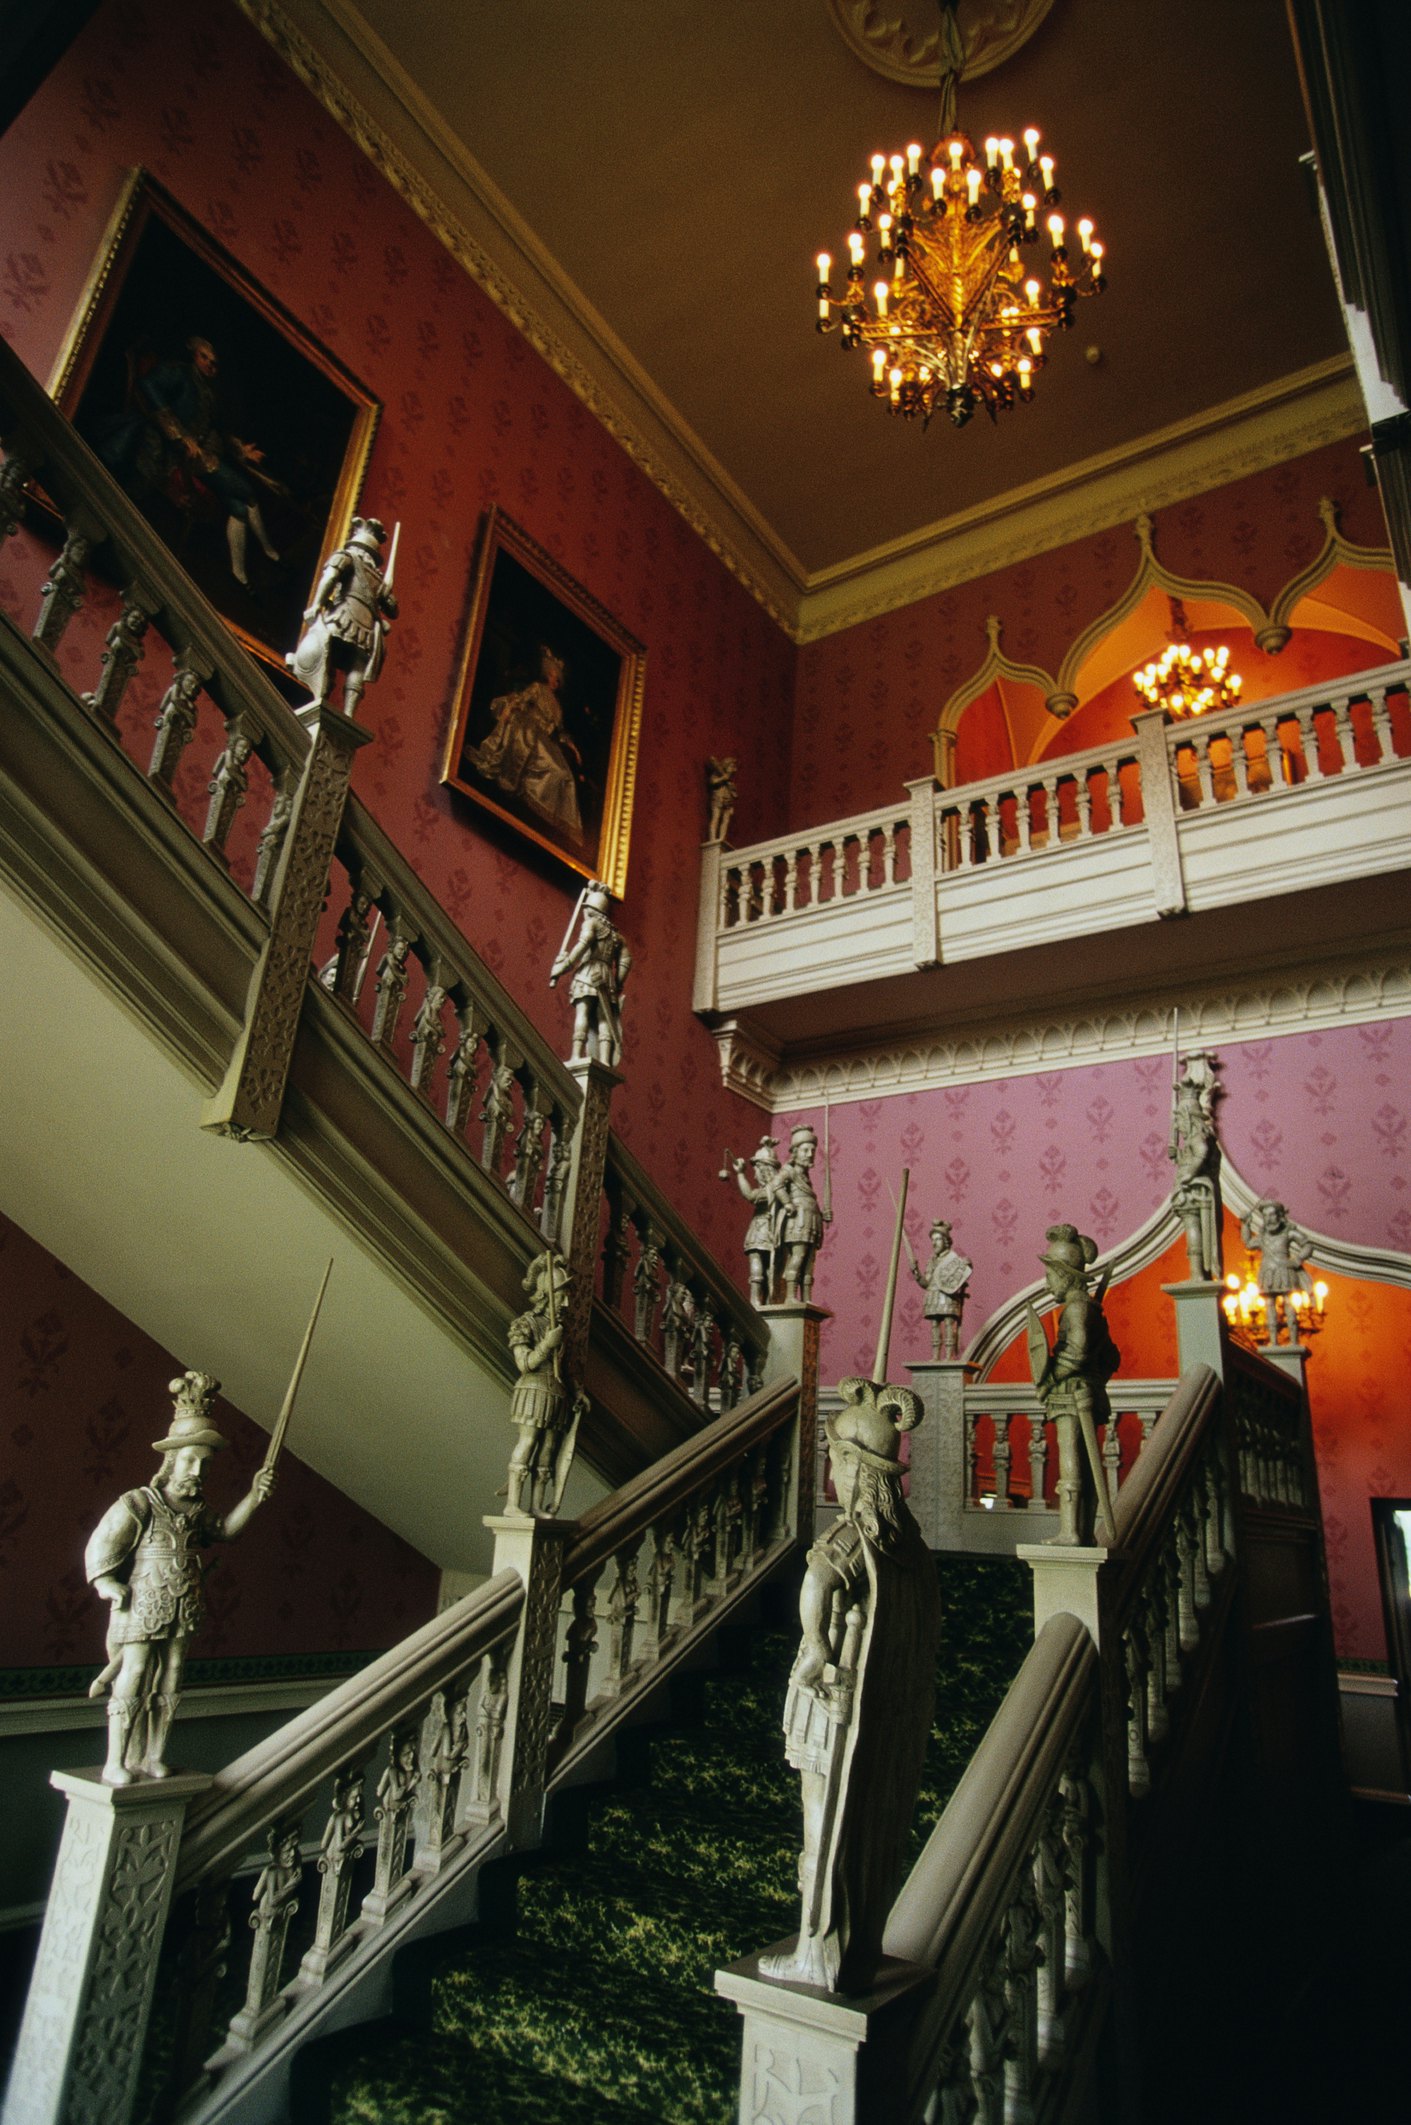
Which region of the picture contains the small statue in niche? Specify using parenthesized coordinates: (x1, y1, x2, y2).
(1168, 1043, 1224, 1282)
(1240, 1198, 1316, 1343)
(85, 1372, 276, 1784)
(504, 1249, 588, 1516)
(776, 1123, 832, 1304)
(549, 881, 633, 1068)
(1028, 1226, 1120, 1547)
(722, 1136, 784, 1307)
(706, 755, 737, 843)
(761, 1378, 941, 1993)
(286, 515, 399, 724)
(904, 1216, 972, 1359)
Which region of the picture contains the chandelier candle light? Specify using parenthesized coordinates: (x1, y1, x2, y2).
(1133, 599, 1244, 720)
(814, 3, 1105, 426)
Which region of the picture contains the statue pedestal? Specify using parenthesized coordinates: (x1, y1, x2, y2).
(1258, 1340, 1311, 1388)
(1018, 1542, 1112, 1646)
(483, 1513, 575, 1849)
(759, 1301, 829, 1539)
(906, 1359, 978, 1549)
(7, 1768, 211, 2125)
(715, 1950, 933, 2125)
(1162, 1278, 1230, 1378)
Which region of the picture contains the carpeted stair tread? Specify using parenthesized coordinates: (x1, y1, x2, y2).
(325, 1553, 1030, 2125)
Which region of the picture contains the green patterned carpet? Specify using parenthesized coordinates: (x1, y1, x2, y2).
(323, 1554, 1032, 2125)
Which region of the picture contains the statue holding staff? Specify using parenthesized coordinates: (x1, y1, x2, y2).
(1028, 1225, 1120, 1546)
(721, 1136, 784, 1306)
(286, 516, 399, 725)
(776, 1101, 832, 1304)
(549, 881, 633, 1068)
(84, 1261, 330, 1786)
(901, 1214, 972, 1359)
(1168, 1016, 1224, 1282)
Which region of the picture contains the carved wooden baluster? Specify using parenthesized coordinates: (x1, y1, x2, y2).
(662, 1274, 692, 1380)
(1163, 1545, 1184, 1685)
(966, 1405, 980, 1504)
(0, 444, 35, 542)
(540, 1120, 574, 1246)
(641, 1522, 676, 1661)
(1001, 1876, 1041, 2121)
(149, 660, 205, 797)
(203, 714, 256, 866)
(600, 1178, 632, 1311)
(82, 588, 151, 723)
(606, 1541, 641, 1691)
(1059, 1758, 1093, 1988)
(1033, 1800, 1067, 2067)
(1225, 725, 1252, 800)
(250, 763, 296, 911)
(1257, 713, 1285, 789)
(1037, 773, 1059, 847)
(33, 518, 95, 655)
(1026, 1413, 1048, 1511)
(1138, 1410, 1158, 1463)
(745, 861, 763, 922)
(362, 1719, 421, 1923)
(780, 847, 797, 912)
(299, 1760, 366, 1980)
(632, 1221, 663, 1344)
(416, 1677, 474, 1875)
(370, 918, 414, 1056)
(673, 1497, 709, 1625)
(746, 1445, 770, 1561)
(560, 1568, 602, 1739)
(966, 1949, 1008, 2125)
(721, 864, 740, 928)
(881, 821, 897, 886)
(1008, 784, 1029, 857)
(409, 962, 450, 1102)
(1101, 1416, 1122, 1508)
(1143, 1583, 1170, 1743)
(719, 1332, 745, 1411)
(1366, 683, 1393, 763)
(1329, 692, 1355, 771)
(688, 1298, 716, 1407)
(1174, 1509, 1200, 1651)
(479, 1039, 519, 1178)
(1287, 706, 1317, 784)
(326, 881, 376, 1005)
(444, 996, 487, 1137)
(1191, 732, 1216, 806)
(162, 1882, 233, 2113)
(465, 1642, 510, 1825)
(1124, 1624, 1151, 1798)
(766, 1429, 793, 1546)
(707, 1469, 743, 1596)
(226, 1814, 303, 2049)
(991, 1413, 1012, 1509)
(509, 1086, 551, 1209)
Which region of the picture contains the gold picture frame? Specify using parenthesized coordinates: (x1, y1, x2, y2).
(441, 508, 646, 897)
(49, 169, 380, 674)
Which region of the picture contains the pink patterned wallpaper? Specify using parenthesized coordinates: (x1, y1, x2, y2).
(0, 0, 794, 1276)
(782, 1019, 1411, 1660)
(0, 1210, 438, 1676)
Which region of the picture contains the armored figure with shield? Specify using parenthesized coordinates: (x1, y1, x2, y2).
(550, 881, 633, 1068)
(1029, 1224, 1120, 1546)
(505, 1249, 588, 1515)
(287, 514, 399, 724)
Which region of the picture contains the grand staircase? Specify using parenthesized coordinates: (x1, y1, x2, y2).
(306, 1558, 1033, 2125)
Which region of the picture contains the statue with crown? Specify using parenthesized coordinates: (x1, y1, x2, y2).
(761, 1172, 942, 1994)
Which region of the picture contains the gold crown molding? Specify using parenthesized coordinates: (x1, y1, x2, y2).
(793, 358, 1365, 643)
(728, 954, 1411, 1109)
(826, 0, 1058, 87)
(233, 0, 805, 630)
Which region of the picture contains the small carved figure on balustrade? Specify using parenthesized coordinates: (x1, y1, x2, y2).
(706, 755, 737, 843)
(286, 515, 398, 725)
(776, 1125, 831, 1304)
(1029, 1227, 1120, 1547)
(909, 1218, 972, 1359)
(550, 881, 632, 1068)
(480, 1060, 518, 1176)
(761, 1378, 941, 1994)
(505, 1250, 589, 1516)
(1169, 1048, 1224, 1282)
(204, 726, 253, 850)
(85, 1372, 276, 1785)
(661, 1278, 693, 1377)
(239, 1820, 302, 2025)
(540, 1133, 573, 1245)
(423, 1687, 472, 1853)
(509, 1105, 548, 1207)
(632, 1230, 664, 1342)
(1240, 1198, 1315, 1343)
(725, 1137, 783, 1307)
(470, 1648, 509, 1814)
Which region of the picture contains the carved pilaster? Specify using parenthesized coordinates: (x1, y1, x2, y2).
(715, 1955, 932, 2125)
(509, 1094, 551, 1211)
(298, 1762, 365, 1981)
(444, 1001, 488, 1138)
(905, 775, 941, 968)
(200, 706, 372, 1141)
(33, 520, 96, 656)
(1131, 708, 1187, 917)
(251, 767, 296, 911)
(408, 972, 450, 1100)
(361, 1722, 420, 1925)
(3, 1768, 210, 2125)
(148, 657, 208, 798)
(559, 1059, 623, 1383)
(82, 589, 152, 725)
(202, 716, 256, 867)
(370, 923, 414, 1055)
(482, 1515, 573, 1850)
(760, 1301, 828, 1542)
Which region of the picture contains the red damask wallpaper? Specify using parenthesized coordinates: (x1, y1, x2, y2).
(0, 0, 794, 1271)
(0, 1210, 438, 1676)
(783, 1019, 1411, 1661)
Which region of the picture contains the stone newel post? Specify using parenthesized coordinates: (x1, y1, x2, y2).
(3, 1769, 210, 2125)
(482, 1514, 573, 1851)
(758, 1300, 827, 1540)
(555, 1057, 622, 1383)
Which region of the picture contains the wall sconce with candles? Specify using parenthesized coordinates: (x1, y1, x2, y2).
(1224, 1197, 1329, 1348)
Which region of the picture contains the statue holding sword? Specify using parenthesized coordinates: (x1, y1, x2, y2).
(900, 1215, 972, 1359)
(1028, 1225, 1120, 1547)
(84, 1261, 332, 1785)
(549, 880, 632, 1068)
(286, 514, 400, 725)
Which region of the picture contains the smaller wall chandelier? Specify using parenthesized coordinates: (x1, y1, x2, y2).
(1222, 1261, 1328, 1349)
(813, 3, 1105, 427)
(1133, 598, 1244, 720)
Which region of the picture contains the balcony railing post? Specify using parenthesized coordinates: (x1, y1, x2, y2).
(904, 775, 941, 966)
(906, 1359, 979, 1548)
(482, 1514, 573, 1850)
(1130, 708, 1187, 917)
(3, 1768, 210, 2125)
(559, 1058, 622, 1380)
(200, 705, 372, 1141)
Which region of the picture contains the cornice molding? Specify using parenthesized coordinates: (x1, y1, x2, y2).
(237, 2, 1368, 649)
(726, 955, 1411, 1110)
(793, 359, 1366, 642)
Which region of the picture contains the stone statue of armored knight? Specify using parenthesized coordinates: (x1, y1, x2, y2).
(726, 1135, 783, 1306)
(1029, 1225, 1120, 1546)
(286, 514, 398, 724)
(1240, 1197, 1316, 1343)
(762, 1378, 941, 1992)
(1169, 1047, 1224, 1281)
(550, 881, 633, 1068)
(912, 1218, 972, 1359)
(505, 1249, 589, 1515)
(706, 755, 737, 843)
(777, 1123, 831, 1303)
(84, 1371, 276, 1784)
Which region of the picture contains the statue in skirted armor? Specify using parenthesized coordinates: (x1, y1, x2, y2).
(725, 1135, 783, 1307)
(776, 1122, 831, 1303)
(549, 881, 633, 1068)
(761, 1377, 942, 1992)
(505, 1250, 589, 1515)
(286, 515, 398, 724)
(706, 755, 737, 843)
(84, 1372, 276, 1784)
(1240, 1197, 1316, 1343)
(1168, 1044, 1223, 1281)
(1029, 1225, 1120, 1547)
(906, 1217, 972, 1359)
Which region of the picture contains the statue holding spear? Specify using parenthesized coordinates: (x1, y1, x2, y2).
(549, 880, 633, 1068)
(1027, 1226, 1120, 1546)
(85, 1261, 332, 1785)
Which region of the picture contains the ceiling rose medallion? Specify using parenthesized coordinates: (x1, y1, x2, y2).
(827, 0, 1059, 86)
(816, 0, 1105, 427)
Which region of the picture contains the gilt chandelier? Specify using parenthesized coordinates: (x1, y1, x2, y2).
(1133, 599, 1244, 720)
(813, 1, 1106, 427)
